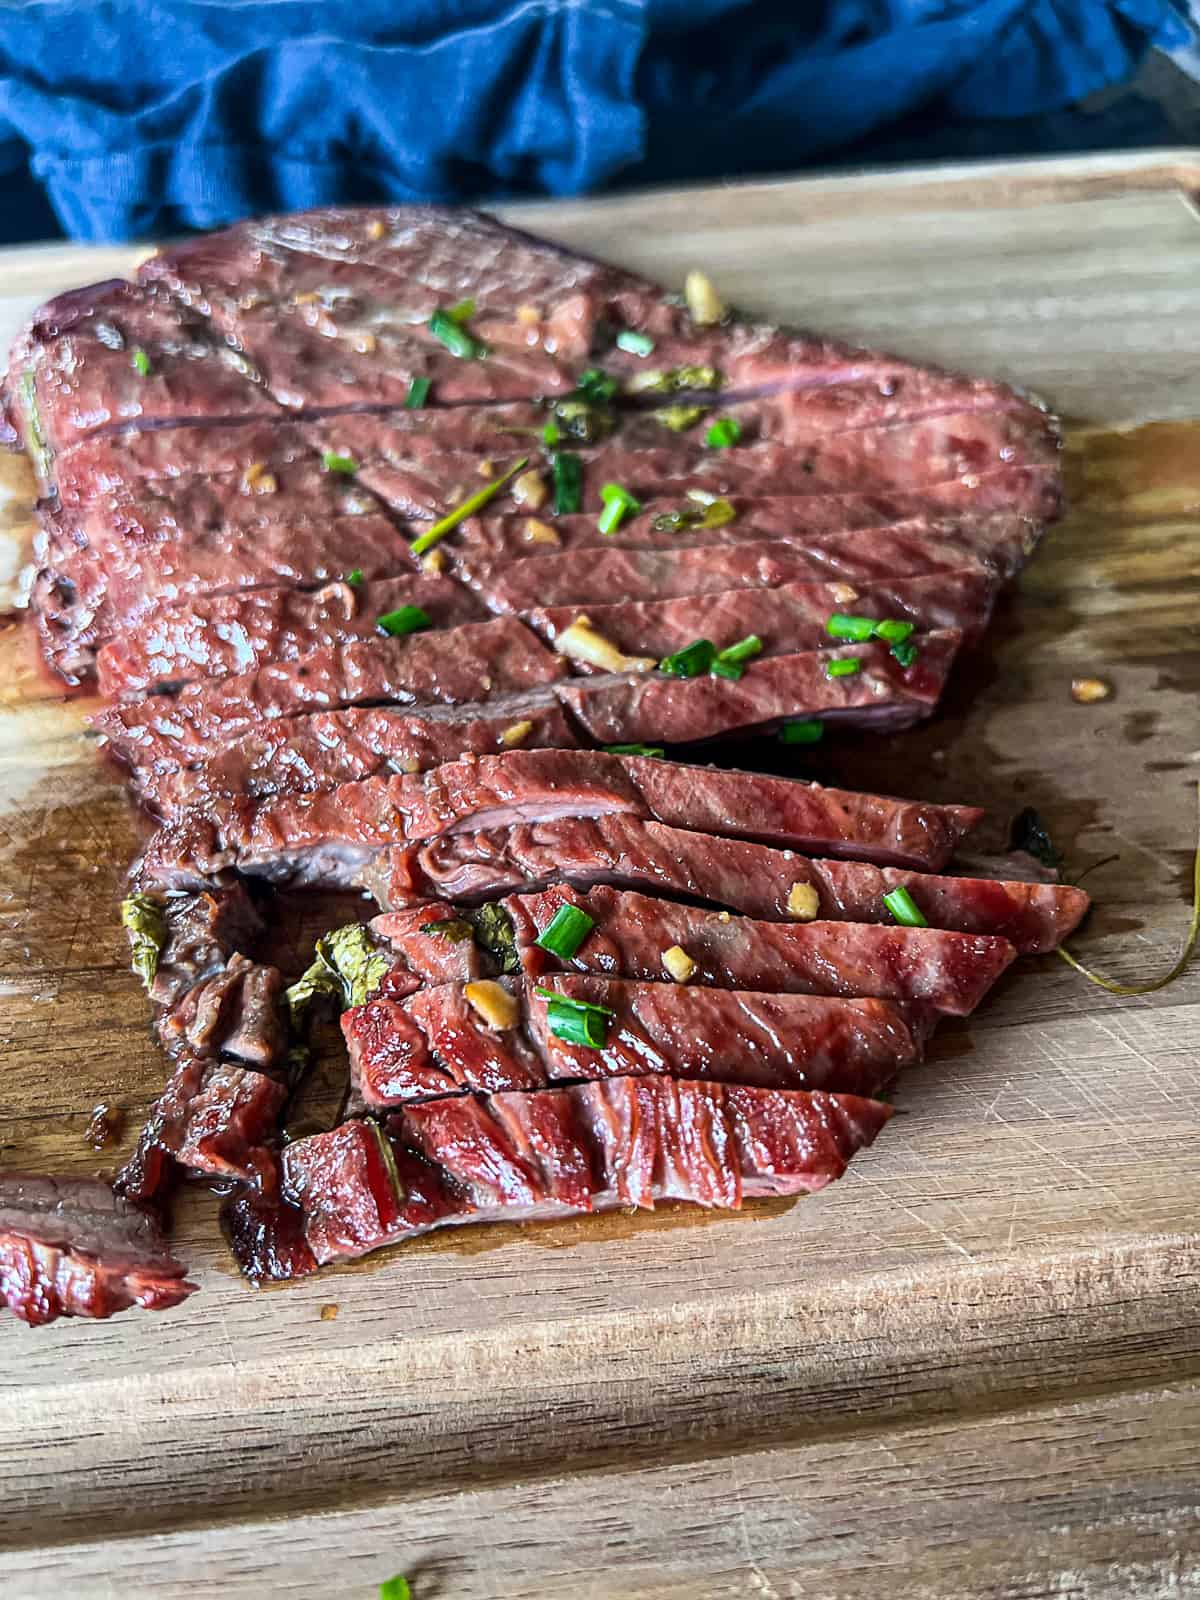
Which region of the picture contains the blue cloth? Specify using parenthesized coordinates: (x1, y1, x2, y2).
(0, 0, 1191, 242)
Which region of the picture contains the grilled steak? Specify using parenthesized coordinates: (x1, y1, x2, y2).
(0, 1174, 195, 1324)
(132, 747, 983, 889)
(502, 886, 1016, 1014)
(225, 1076, 893, 1278)
(370, 815, 1088, 953)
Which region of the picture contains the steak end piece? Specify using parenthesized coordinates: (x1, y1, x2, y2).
(0, 1174, 196, 1324)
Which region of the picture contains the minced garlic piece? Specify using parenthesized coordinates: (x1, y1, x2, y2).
(398, 756, 422, 774)
(366, 219, 387, 241)
(516, 304, 541, 327)
(241, 461, 278, 495)
(465, 980, 519, 1030)
(523, 518, 560, 546)
(685, 270, 725, 326)
(477, 459, 495, 479)
(351, 331, 377, 355)
(421, 548, 448, 575)
(555, 617, 656, 674)
(500, 720, 534, 748)
(830, 583, 860, 605)
(786, 883, 820, 921)
(1071, 677, 1111, 704)
(512, 469, 548, 510)
(662, 945, 696, 984)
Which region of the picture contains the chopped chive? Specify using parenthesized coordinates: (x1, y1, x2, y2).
(779, 719, 824, 745)
(659, 639, 716, 678)
(322, 451, 358, 474)
(345, 568, 364, 587)
(377, 605, 431, 637)
(552, 451, 583, 515)
(873, 617, 915, 644)
(409, 457, 530, 558)
(710, 658, 744, 680)
(574, 367, 618, 404)
(616, 329, 656, 357)
(379, 1578, 412, 1600)
(704, 416, 742, 449)
(826, 656, 861, 678)
(542, 420, 562, 447)
(882, 886, 928, 927)
(130, 347, 151, 377)
(445, 298, 476, 324)
(535, 904, 596, 960)
(890, 639, 920, 668)
(597, 482, 641, 536)
(429, 307, 486, 359)
(716, 633, 762, 666)
(404, 376, 431, 409)
(605, 743, 666, 757)
(535, 986, 614, 1049)
(826, 613, 877, 642)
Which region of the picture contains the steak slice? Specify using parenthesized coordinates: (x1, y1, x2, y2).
(527, 571, 998, 662)
(343, 977, 928, 1106)
(132, 747, 983, 890)
(503, 886, 1016, 1015)
(129, 696, 580, 819)
(94, 617, 566, 768)
(226, 1076, 892, 1278)
(371, 815, 1089, 954)
(0, 1174, 196, 1324)
(96, 572, 488, 696)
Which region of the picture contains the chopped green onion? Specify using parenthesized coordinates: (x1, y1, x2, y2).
(535, 986, 614, 1049)
(535, 904, 596, 960)
(379, 1577, 412, 1600)
(605, 743, 666, 757)
(345, 568, 364, 587)
(377, 605, 431, 637)
(890, 639, 920, 668)
(552, 451, 583, 515)
(130, 347, 151, 378)
(597, 482, 641, 536)
(826, 614, 877, 642)
(779, 719, 824, 745)
(322, 451, 358, 475)
(826, 656, 861, 678)
(420, 918, 474, 943)
(542, 420, 562, 447)
(704, 416, 742, 449)
(659, 639, 716, 678)
(650, 497, 735, 533)
(409, 456, 530, 557)
(882, 886, 928, 928)
(120, 893, 166, 990)
(445, 298, 476, 324)
(574, 367, 618, 404)
(716, 634, 762, 666)
(873, 617, 915, 644)
(616, 329, 656, 357)
(404, 376, 431, 409)
(656, 404, 708, 433)
(429, 308, 486, 360)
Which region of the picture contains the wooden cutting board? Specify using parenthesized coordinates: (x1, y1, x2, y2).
(1, 152, 1198, 1599)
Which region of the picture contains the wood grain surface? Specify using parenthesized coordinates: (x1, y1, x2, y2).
(1, 152, 1198, 1597)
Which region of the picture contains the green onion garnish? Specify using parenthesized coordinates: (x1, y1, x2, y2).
(659, 639, 716, 678)
(574, 368, 618, 404)
(882, 886, 928, 928)
(711, 634, 763, 681)
(345, 568, 364, 587)
(409, 457, 530, 558)
(535, 904, 596, 960)
(322, 451, 358, 474)
(377, 605, 431, 637)
(429, 307, 486, 360)
(379, 1578, 412, 1600)
(552, 451, 583, 515)
(616, 329, 656, 357)
(597, 482, 641, 536)
(891, 639, 920, 668)
(826, 613, 877, 642)
(445, 298, 476, 324)
(535, 986, 614, 1049)
(651, 496, 736, 533)
(130, 347, 151, 378)
(826, 656, 861, 678)
(605, 743, 666, 757)
(542, 420, 562, 447)
(405, 376, 431, 409)
(704, 416, 742, 449)
(873, 618, 915, 644)
(656, 404, 708, 433)
(779, 719, 824, 745)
